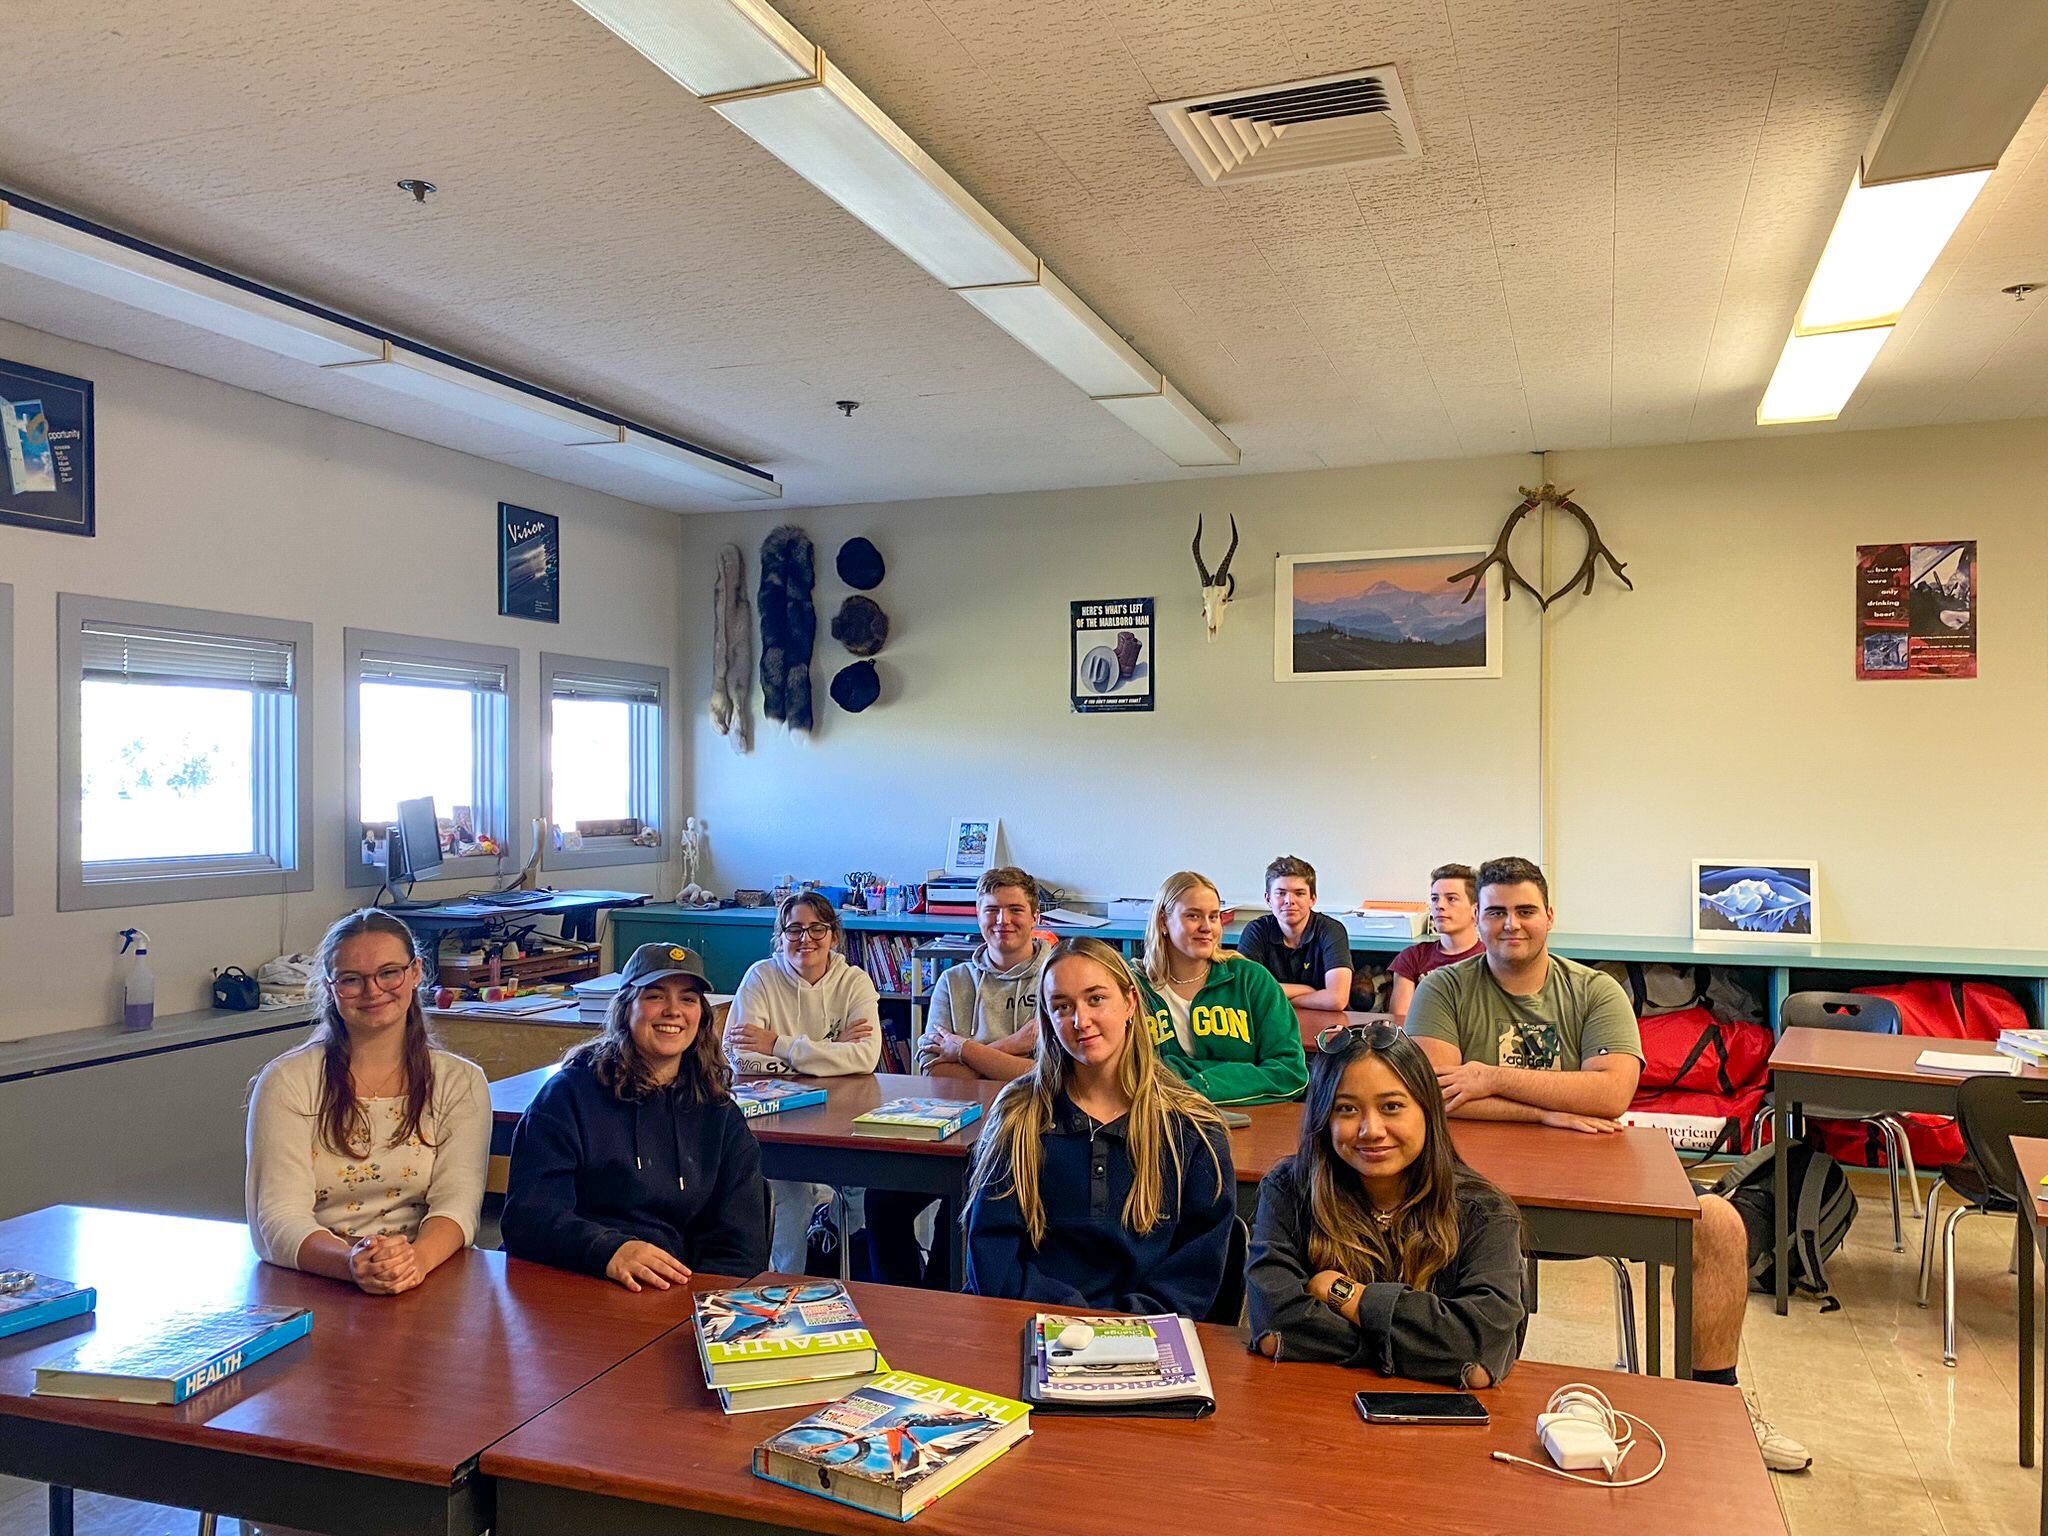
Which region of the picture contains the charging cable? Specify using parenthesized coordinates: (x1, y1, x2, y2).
(1490, 1383, 1668, 1488)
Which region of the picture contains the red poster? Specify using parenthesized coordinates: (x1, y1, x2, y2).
(1856, 541, 1976, 680)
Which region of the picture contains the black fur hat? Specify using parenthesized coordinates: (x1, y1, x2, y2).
(836, 536, 886, 591)
(830, 660, 880, 712)
(830, 595, 889, 657)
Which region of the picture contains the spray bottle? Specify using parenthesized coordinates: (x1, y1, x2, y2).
(118, 928, 155, 1032)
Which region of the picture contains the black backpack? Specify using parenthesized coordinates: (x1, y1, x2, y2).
(1713, 1140, 1858, 1312)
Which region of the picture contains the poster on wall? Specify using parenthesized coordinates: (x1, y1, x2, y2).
(1692, 860, 1818, 942)
(1071, 596, 1154, 713)
(0, 357, 94, 537)
(1275, 545, 1500, 681)
(499, 502, 560, 623)
(1856, 540, 1975, 680)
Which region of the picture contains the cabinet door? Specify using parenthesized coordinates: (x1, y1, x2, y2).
(610, 914, 770, 992)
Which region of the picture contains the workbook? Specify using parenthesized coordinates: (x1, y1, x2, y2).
(732, 1079, 828, 1119)
(1915, 1049, 2020, 1076)
(33, 1304, 311, 1404)
(752, 1370, 1032, 1520)
(0, 1272, 96, 1340)
(1021, 1313, 1216, 1418)
(851, 1098, 984, 1142)
(694, 1283, 877, 1389)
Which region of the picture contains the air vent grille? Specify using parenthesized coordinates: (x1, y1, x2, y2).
(1152, 67, 1418, 186)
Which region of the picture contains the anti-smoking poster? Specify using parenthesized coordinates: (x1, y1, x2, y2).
(0, 357, 94, 537)
(1071, 596, 1153, 713)
(1856, 541, 1975, 680)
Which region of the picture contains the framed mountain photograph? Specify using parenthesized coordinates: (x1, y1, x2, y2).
(1692, 860, 1818, 942)
(1275, 546, 1501, 681)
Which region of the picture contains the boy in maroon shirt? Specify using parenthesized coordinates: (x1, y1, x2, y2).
(1388, 863, 1484, 1022)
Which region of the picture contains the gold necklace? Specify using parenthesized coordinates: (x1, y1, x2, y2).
(1167, 959, 1209, 987)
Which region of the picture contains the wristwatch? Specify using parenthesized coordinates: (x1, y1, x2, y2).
(1327, 1276, 1358, 1306)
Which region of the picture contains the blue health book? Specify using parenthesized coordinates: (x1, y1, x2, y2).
(33, 1303, 312, 1404)
(850, 1098, 985, 1142)
(0, 1273, 96, 1340)
(732, 1079, 829, 1119)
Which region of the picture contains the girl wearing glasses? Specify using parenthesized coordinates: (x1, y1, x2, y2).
(1247, 1023, 1526, 1384)
(724, 892, 881, 1271)
(964, 938, 1236, 1318)
(245, 909, 489, 1294)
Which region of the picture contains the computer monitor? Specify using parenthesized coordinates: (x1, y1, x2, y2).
(388, 796, 445, 886)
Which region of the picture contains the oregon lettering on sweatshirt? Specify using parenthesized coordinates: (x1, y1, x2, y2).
(1147, 1006, 1251, 1045)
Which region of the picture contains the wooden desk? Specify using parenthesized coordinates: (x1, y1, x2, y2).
(1767, 1030, 2040, 1313)
(0, 1205, 723, 1536)
(2013, 1136, 2048, 1532)
(1230, 1106, 1699, 1377)
(481, 1278, 1782, 1536)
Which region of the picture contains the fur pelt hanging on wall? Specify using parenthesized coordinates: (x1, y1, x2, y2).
(758, 525, 816, 732)
(709, 543, 753, 752)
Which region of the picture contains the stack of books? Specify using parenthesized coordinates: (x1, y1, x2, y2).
(570, 972, 623, 1023)
(1997, 1029, 2048, 1066)
(1021, 1312, 1215, 1418)
(695, 1282, 884, 1415)
(732, 1079, 827, 1119)
(852, 1098, 984, 1142)
(0, 1271, 95, 1340)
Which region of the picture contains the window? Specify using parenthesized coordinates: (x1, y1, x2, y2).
(541, 652, 666, 870)
(343, 630, 519, 889)
(0, 582, 11, 918)
(58, 594, 313, 910)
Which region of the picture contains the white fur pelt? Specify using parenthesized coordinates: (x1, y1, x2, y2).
(710, 543, 753, 752)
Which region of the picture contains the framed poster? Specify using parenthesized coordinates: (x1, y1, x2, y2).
(499, 503, 560, 623)
(1276, 545, 1500, 681)
(0, 358, 94, 536)
(945, 816, 1000, 876)
(1071, 597, 1154, 713)
(1692, 860, 1818, 942)
(1856, 541, 1974, 680)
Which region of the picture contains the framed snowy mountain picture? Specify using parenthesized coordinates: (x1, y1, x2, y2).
(1692, 860, 1818, 943)
(1275, 546, 1501, 682)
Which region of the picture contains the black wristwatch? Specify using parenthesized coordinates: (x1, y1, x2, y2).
(1327, 1276, 1358, 1306)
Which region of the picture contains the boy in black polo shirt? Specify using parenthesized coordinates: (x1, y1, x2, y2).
(1235, 856, 1353, 1012)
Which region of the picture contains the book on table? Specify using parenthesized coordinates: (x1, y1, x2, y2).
(1916, 1049, 2020, 1076)
(1997, 1030, 2048, 1064)
(732, 1079, 829, 1119)
(851, 1098, 985, 1142)
(1020, 1312, 1216, 1418)
(0, 1272, 96, 1341)
(717, 1354, 892, 1414)
(33, 1304, 311, 1404)
(752, 1369, 1032, 1520)
(694, 1282, 878, 1389)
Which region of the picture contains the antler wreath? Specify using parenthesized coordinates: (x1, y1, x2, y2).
(1447, 484, 1633, 610)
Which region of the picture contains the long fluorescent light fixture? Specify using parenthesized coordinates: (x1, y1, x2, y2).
(570, 0, 815, 95)
(1798, 168, 1991, 332)
(578, 426, 781, 500)
(0, 199, 381, 366)
(1757, 326, 1893, 426)
(958, 264, 1160, 398)
(326, 344, 623, 447)
(1098, 379, 1241, 466)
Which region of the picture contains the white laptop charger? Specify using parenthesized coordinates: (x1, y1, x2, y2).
(1492, 1384, 1667, 1488)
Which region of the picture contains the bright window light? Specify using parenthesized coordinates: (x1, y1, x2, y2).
(359, 682, 477, 828)
(1798, 168, 1991, 332)
(80, 681, 256, 862)
(551, 698, 634, 826)
(1758, 326, 1894, 425)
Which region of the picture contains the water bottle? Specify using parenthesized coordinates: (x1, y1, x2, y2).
(119, 928, 156, 1031)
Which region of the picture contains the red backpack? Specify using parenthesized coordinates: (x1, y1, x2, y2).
(1630, 1007, 1775, 1153)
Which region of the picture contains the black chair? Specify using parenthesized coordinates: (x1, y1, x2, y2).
(1917, 1074, 2048, 1367)
(1775, 991, 1916, 1250)
(1206, 1216, 1250, 1325)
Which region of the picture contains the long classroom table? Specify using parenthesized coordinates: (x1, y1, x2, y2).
(0, 1205, 732, 1536)
(482, 1276, 1780, 1536)
(491, 1068, 1699, 1375)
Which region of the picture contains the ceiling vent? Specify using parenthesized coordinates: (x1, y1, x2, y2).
(1151, 66, 1418, 187)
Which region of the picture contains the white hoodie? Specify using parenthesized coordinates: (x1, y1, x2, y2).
(727, 950, 882, 1078)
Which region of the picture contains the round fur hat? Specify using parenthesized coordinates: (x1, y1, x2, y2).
(830, 660, 881, 713)
(836, 536, 886, 590)
(830, 595, 890, 657)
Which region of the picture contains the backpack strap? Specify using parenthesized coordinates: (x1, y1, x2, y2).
(1668, 1017, 1736, 1097)
(1793, 1152, 1842, 1313)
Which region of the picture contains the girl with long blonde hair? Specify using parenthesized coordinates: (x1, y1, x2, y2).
(963, 938, 1237, 1318)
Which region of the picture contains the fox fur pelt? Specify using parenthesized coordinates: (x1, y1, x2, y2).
(709, 543, 753, 752)
(758, 525, 816, 732)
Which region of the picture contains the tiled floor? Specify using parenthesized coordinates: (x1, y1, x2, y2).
(0, 1176, 2039, 1535)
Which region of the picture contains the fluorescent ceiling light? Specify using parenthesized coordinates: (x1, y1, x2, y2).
(713, 60, 1035, 288)
(569, 0, 815, 96)
(578, 427, 781, 501)
(325, 344, 622, 447)
(1797, 168, 1991, 331)
(1757, 326, 1893, 425)
(0, 200, 380, 366)
(1098, 379, 1240, 466)
(958, 264, 1160, 398)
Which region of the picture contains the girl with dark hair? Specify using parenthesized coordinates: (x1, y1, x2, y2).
(504, 944, 768, 1288)
(1247, 1023, 1526, 1384)
(245, 909, 489, 1294)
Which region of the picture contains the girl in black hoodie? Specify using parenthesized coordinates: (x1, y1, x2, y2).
(503, 944, 768, 1288)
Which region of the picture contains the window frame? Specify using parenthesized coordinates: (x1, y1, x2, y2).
(0, 583, 12, 918)
(343, 628, 522, 892)
(58, 592, 315, 910)
(539, 650, 667, 872)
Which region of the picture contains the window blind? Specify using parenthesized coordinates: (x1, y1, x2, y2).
(80, 620, 295, 692)
(359, 651, 507, 692)
(551, 672, 660, 705)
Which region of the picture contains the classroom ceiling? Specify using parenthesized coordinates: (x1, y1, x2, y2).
(2, 0, 2047, 510)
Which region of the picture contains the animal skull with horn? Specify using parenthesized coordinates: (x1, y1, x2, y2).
(1193, 514, 1239, 640)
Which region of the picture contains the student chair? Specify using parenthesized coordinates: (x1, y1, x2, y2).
(1775, 991, 1917, 1249)
(1916, 1074, 2048, 1374)
(1206, 1216, 1250, 1326)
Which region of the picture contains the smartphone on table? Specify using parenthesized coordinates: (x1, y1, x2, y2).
(1354, 1391, 1490, 1425)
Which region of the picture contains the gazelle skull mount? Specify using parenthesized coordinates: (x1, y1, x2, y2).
(1193, 514, 1240, 640)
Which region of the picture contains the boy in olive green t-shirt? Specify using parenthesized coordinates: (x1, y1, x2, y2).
(1406, 950, 1641, 1073)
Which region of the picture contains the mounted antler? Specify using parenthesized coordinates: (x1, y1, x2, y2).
(1194, 514, 1240, 640)
(1545, 495, 1633, 605)
(1447, 493, 1546, 606)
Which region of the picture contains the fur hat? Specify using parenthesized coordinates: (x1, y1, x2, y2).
(830, 595, 889, 657)
(830, 660, 880, 713)
(836, 536, 886, 591)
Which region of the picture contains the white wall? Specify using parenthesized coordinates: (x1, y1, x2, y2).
(678, 418, 2048, 951)
(0, 320, 682, 1041)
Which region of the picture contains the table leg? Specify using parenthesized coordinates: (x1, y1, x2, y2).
(1774, 1092, 1792, 1315)
(1645, 1262, 1662, 1377)
(47, 1486, 73, 1536)
(2022, 1221, 2036, 1469)
(1673, 1218, 1694, 1380)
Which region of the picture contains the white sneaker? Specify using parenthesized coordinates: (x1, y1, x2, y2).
(1745, 1393, 1812, 1472)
